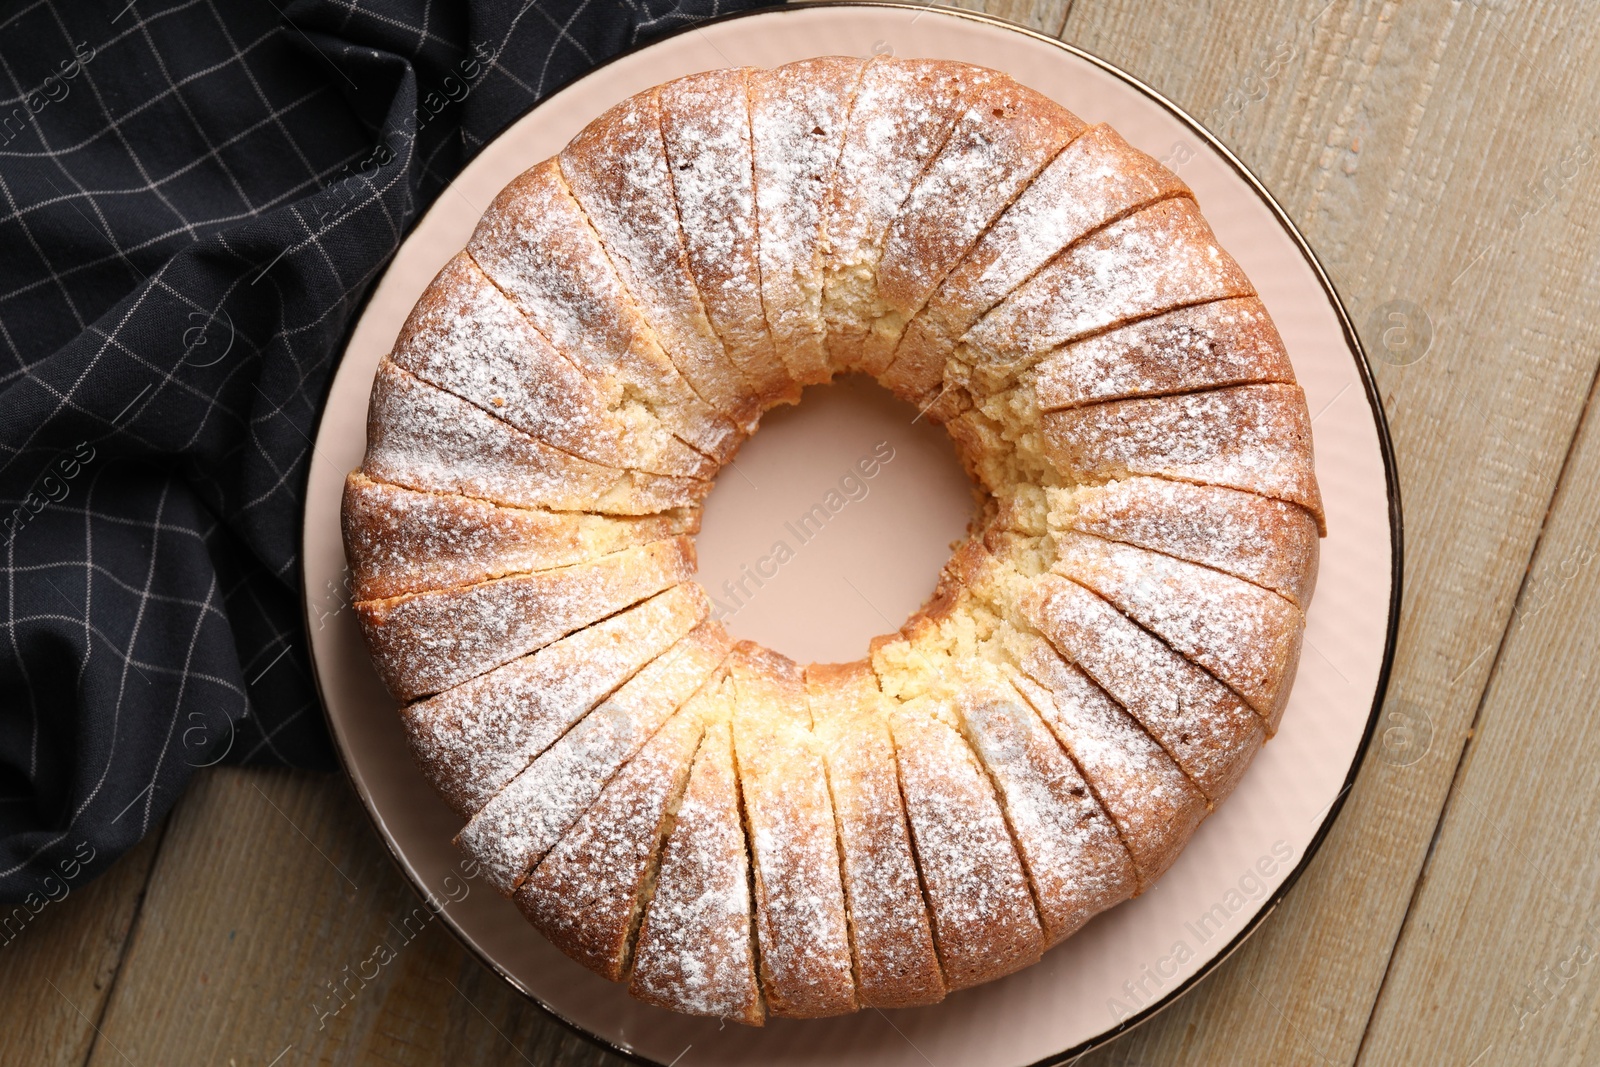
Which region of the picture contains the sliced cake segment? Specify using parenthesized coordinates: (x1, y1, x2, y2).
(887, 700, 1044, 990)
(341, 472, 698, 602)
(514, 701, 707, 982)
(1004, 633, 1208, 888)
(960, 198, 1254, 396)
(658, 67, 802, 408)
(728, 644, 856, 1018)
(1054, 532, 1305, 732)
(560, 90, 764, 431)
(467, 158, 739, 461)
(949, 667, 1138, 946)
(862, 77, 1088, 376)
(1051, 476, 1320, 608)
(1030, 296, 1296, 412)
(452, 620, 731, 891)
(630, 708, 766, 1026)
(806, 661, 945, 1009)
(356, 536, 696, 702)
(401, 583, 708, 816)
(1043, 383, 1325, 529)
(388, 252, 712, 479)
(749, 56, 869, 386)
(821, 58, 988, 371)
(362, 358, 708, 515)
(1021, 573, 1264, 804)
(881, 123, 1189, 408)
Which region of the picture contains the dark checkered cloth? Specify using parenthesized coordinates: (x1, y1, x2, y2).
(0, 0, 762, 905)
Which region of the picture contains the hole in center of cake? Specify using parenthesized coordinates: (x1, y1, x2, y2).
(695, 374, 976, 664)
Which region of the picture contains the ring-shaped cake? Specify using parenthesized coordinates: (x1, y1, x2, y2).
(342, 56, 1323, 1025)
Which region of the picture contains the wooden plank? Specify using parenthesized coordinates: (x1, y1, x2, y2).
(1356, 344, 1600, 1060)
(86, 767, 627, 1066)
(0, 830, 160, 1067)
(1054, 0, 1600, 1063)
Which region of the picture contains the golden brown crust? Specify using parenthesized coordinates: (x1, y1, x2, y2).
(881, 123, 1190, 407)
(806, 661, 946, 1008)
(1052, 476, 1320, 608)
(362, 358, 710, 515)
(728, 644, 857, 1017)
(888, 700, 1044, 989)
(1043, 383, 1326, 529)
(629, 711, 767, 1026)
(356, 537, 696, 702)
(514, 705, 707, 982)
(1030, 296, 1297, 411)
(659, 67, 803, 408)
(560, 90, 765, 431)
(468, 159, 740, 461)
(340, 472, 698, 602)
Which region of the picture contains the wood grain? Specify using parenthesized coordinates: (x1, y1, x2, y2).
(4, 2, 1598, 1064)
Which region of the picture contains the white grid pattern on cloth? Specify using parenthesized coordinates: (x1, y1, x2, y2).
(0, 0, 749, 900)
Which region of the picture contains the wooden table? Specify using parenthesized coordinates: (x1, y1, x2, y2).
(8, 1, 1600, 1063)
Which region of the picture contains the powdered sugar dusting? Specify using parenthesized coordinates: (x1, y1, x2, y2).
(1043, 383, 1324, 522)
(660, 68, 800, 406)
(807, 663, 945, 1008)
(1054, 532, 1304, 729)
(454, 609, 723, 892)
(729, 646, 856, 1017)
(343, 473, 696, 601)
(630, 711, 766, 1024)
(951, 668, 1136, 945)
(468, 160, 738, 460)
(888, 701, 1043, 990)
(1031, 296, 1293, 411)
(355, 537, 694, 702)
(750, 57, 867, 384)
(1006, 633, 1207, 885)
(515, 704, 707, 982)
(1054, 476, 1320, 606)
(405, 583, 706, 823)
(1022, 573, 1263, 803)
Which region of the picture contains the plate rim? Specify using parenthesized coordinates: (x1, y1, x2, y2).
(300, 5, 1404, 1063)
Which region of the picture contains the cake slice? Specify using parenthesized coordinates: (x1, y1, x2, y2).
(1042, 383, 1325, 529)
(514, 701, 707, 982)
(341, 472, 698, 601)
(387, 253, 713, 479)
(1020, 573, 1264, 804)
(887, 700, 1044, 990)
(362, 358, 708, 515)
(1051, 476, 1320, 608)
(560, 90, 765, 431)
(658, 67, 802, 408)
(1030, 296, 1296, 412)
(401, 583, 708, 815)
(1053, 532, 1305, 732)
(467, 158, 739, 461)
(1003, 632, 1208, 888)
(355, 536, 696, 702)
(457, 620, 730, 892)
(749, 56, 869, 386)
(881, 124, 1189, 409)
(861, 77, 1087, 376)
(821, 58, 987, 371)
(806, 662, 945, 1009)
(727, 644, 857, 1018)
(959, 198, 1255, 396)
(948, 667, 1138, 946)
(629, 708, 766, 1026)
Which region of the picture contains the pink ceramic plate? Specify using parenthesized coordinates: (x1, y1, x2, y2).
(302, 5, 1400, 1064)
